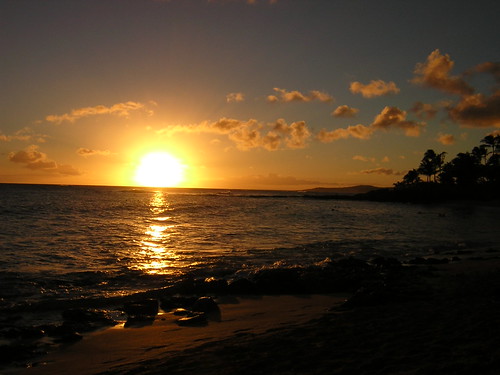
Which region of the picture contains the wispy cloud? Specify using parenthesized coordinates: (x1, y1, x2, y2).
(436, 133, 455, 145)
(45, 101, 153, 124)
(360, 168, 403, 176)
(332, 105, 359, 118)
(8, 145, 81, 175)
(0, 127, 48, 143)
(410, 101, 439, 120)
(157, 117, 311, 151)
(349, 80, 400, 98)
(317, 106, 424, 143)
(76, 148, 113, 157)
(267, 88, 334, 103)
(226, 92, 245, 103)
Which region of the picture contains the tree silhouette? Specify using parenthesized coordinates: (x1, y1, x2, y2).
(481, 134, 500, 157)
(418, 149, 446, 182)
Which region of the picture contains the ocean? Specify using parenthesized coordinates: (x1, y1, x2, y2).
(0, 183, 498, 327)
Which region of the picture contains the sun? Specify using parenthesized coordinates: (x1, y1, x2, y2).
(135, 152, 185, 187)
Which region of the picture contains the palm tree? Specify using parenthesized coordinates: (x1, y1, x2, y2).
(418, 149, 446, 182)
(481, 134, 500, 157)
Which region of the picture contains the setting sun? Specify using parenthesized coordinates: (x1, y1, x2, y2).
(135, 152, 185, 187)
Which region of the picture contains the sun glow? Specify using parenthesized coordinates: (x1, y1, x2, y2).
(135, 152, 185, 187)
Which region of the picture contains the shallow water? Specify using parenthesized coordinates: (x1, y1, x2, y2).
(0, 184, 498, 323)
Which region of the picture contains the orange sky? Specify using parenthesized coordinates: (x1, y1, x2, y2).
(1, 0, 499, 190)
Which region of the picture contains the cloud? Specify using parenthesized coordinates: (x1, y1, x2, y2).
(332, 105, 359, 118)
(360, 168, 403, 176)
(412, 49, 474, 96)
(226, 92, 245, 103)
(8, 145, 81, 175)
(77, 148, 113, 157)
(436, 133, 455, 145)
(410, 101, 438, 120)
(45, 101, 152, 124)
(353, 155, 375, 163)
(316, 124, 374, 142)
(0, 127, 48, 143)
(318, 106, 424, 143)
(267, 88, 333, 103)
(235, 173, 323, 187)
(371, 106, 425, 136)
(349, 80, 400, 98)
(157, 117, 311, 150)
(466, 62, 500, 83)
(448, 90, 500, 128)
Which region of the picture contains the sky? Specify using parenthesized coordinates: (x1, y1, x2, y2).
(1, 0, 499, 190)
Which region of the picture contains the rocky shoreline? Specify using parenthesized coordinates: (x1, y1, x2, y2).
(2, 252, 500, 374)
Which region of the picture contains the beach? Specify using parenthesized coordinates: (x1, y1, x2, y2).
(11, 253, 500, 375)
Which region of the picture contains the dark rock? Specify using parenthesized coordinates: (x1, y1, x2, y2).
(123, 299, 158, 318)
(202, 277, 228, 294)
(61, 308, 117, 333)
(173, 308, 190, 316)
(177, 313, 207, 327)
(192, 297, 221, 321)
(44, 324, 83, 343)
(3, 326, 45, 340)
(160, 296, 198, 311)
(408, 257, 449, 265)
(252, 267, 302, 294)
(227, 278, 257, 294)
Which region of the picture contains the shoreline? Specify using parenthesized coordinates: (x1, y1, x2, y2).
(5, 254, 500, 375)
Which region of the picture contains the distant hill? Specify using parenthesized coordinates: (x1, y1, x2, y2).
(304, 185, 381, 195)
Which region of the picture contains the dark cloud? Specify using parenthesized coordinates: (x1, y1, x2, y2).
(448, 90, 500, 128)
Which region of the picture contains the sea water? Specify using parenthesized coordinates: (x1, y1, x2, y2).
(0, 184, 498, 325)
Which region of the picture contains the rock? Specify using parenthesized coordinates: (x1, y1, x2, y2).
(252, 268, 302, 294)
(192, 297, 221, 321)
(160, 296, 198, 311)
(123, 299, 159, 328)
(227, 278, 257, 294)
(176, 313, 207, 327)
(61, 308, 117, 333)
(173, 308, 190, 316)
(123, 299, 158, 318)
(192, 297, 219, 313)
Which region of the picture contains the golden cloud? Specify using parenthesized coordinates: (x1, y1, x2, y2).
(77, 148, 113, 157)
(317, 106, 424, 143)
(349, 80, 400, 98)
(267, 88, 334, 103)
(412, 49, 474, 96)
(8, 145, 81, 175)
(436, 133, 455, 145)
(226, 92, 245, 103)
(45, 101, 152, 124)
(157, 117, 311, 150)
(332, 105, 359, 118)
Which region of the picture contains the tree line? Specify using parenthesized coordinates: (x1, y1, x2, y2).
(396, 135, 499, 188)
(359, 134, 500, 202)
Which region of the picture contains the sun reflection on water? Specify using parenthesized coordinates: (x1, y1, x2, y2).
(135, 191, 180, 275)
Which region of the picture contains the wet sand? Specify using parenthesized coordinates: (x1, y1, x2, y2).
(16, 257, 500, 375)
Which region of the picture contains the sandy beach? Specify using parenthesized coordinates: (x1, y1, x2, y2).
(9, 254, 500, 375)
